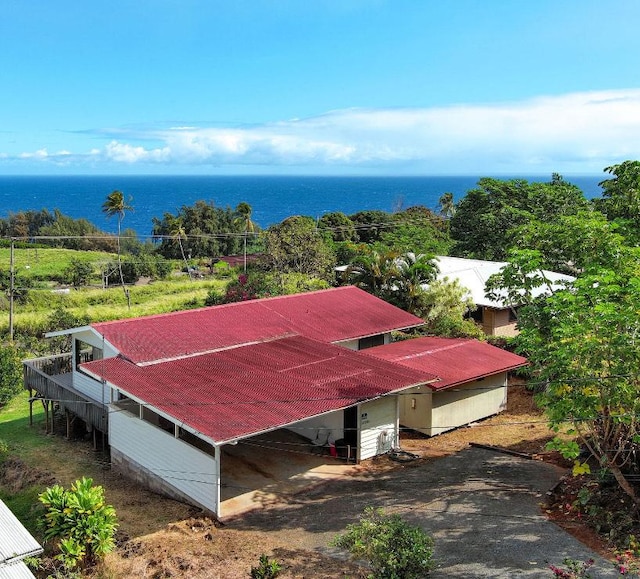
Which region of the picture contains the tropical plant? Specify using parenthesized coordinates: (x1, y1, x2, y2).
(152, 200, 241, 259)
(594, 160, 640, 244)
(332, 506, 434, 579)
(392, 252, 438, 313)
(437, 191, 456, 218)
(249, 554, 282, 579)
(415, 278, 484, 338)
(318, 211, 357, 243)
(450, 175, 588, 260)
(38, 477, 118, 571)
(261, 216, 335, 283)
(168, 217, 191, 280)
(235, 202, 256, 273)
(491, 248, 640, 507)
(346, 248, 399, 302)
(102, 190, 133, 308)
(63, 258, 94, 287)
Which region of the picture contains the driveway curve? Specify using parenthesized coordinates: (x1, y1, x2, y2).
(234, 446, 618, 577)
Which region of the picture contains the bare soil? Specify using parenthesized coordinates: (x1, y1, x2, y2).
(3, 381, 614, 578)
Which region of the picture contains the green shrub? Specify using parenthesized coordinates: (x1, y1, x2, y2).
(332, 507, 434, 579)
(249, 554, 282, 579)
(38, 477, 118, 571)
(0, 344, 24, 407)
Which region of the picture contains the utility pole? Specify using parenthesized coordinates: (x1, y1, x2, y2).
(9, 237, 14, 342)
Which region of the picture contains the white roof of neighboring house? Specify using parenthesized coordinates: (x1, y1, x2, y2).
(0, 500, 42, 579)
(434, 255, 574, 309)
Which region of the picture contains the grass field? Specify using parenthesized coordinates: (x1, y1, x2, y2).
(0, 246, 231, 340)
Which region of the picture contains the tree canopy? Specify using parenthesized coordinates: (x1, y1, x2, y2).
(450, 175, 588, 260)
(489, 247, 640, 506)
(152, 200, 243, 259)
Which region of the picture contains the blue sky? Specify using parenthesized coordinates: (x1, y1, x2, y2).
(2, 0, 640, 176)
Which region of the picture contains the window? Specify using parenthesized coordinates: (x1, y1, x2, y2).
(75, 339, 103, 371)
(358, 334, 385, 350)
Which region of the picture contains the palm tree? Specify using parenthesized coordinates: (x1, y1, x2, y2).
(169, 217, 191, 280)
(437, 192, 456, 219)
(347, 249, 400, 301)
(234, 202, 256, 273)
(394, 252, 438, 314)
(102, 190, 133, 308)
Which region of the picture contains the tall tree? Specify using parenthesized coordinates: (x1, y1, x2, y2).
(437, 192, 456, 218)
(168, 217, 191, 280)
(450, 176, 588, 260)
(261, 216, 335, 285)
(234, 202, 256, 273)
(491, 248, 640, 506)
(392, 253, 438, 313)
(102, 190, 133, 308)
(594, 160, 640, 244)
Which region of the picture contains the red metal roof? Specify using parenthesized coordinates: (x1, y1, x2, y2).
(365, 337, 527, 391)
(91, 286, 424, 364)
(81, 335, 437, 444)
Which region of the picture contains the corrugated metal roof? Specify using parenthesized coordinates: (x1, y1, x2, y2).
(0, 560, 38, 579)
(0, 500, 42, 575)
(365, 337, 527, 390)
(91, 286, 424, 364)
(82, 335, 437, 444)
(433, 255, 574, 308)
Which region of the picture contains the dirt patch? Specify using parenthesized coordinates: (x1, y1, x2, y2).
(0, 456, 57, 492)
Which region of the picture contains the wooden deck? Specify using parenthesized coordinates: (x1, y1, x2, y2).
(23, 354, 108, 434)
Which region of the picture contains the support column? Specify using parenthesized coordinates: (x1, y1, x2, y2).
(214, 445, 221, 519)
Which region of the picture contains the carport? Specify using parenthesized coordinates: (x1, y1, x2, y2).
(220, 429, 361, 519)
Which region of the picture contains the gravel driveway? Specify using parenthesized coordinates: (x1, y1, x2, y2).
(234, 446, 618, 578)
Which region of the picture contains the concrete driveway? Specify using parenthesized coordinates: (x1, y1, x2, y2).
(235, 446, 618, 578)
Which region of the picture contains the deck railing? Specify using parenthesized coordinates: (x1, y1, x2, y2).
(23, 354, 108, 433)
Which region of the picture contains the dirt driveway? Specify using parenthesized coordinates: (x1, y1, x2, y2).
(233, 446, 618, 578)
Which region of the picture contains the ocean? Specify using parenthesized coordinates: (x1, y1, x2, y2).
(0, 175, 603, 237)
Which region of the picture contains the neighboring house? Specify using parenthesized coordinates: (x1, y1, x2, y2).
(433, 255, 574, 337)
(366, 337, 527, 436)
(0, 499, 43, 579)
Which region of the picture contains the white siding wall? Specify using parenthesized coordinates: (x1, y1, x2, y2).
(71, 328, 118, 401)
(287, 411, 344, 443)
(109, 409, 219, 514)
(359, 397, 398, 461)
(337, 339, 359, 351)
(430, 374, 507, 436)
(73, 372, 109, 403)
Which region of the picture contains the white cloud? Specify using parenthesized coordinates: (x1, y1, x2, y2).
(3, 89, 640, 173)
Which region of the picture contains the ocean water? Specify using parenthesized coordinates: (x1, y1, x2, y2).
(0, 175, 603, 237)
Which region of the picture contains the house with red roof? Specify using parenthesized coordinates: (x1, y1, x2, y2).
(366, 337, 527, 436)
(24, 286, 526, 518)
